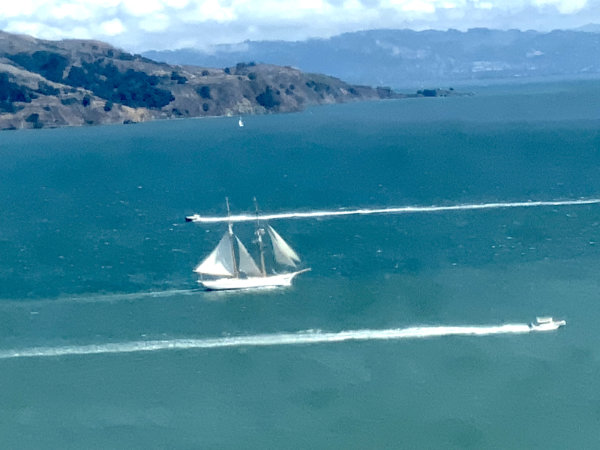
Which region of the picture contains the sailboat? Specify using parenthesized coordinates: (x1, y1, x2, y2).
(194, 199, 309, 290)
(238, 116, 244, 127)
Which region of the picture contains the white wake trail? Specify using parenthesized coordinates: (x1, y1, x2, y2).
(0, 288, 200, 309)
(0, 322, 558, 360)
(186, 198, 600, 223)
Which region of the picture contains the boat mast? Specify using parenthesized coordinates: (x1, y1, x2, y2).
(254, 197, 267, 276)
(226, 197, 239, 277)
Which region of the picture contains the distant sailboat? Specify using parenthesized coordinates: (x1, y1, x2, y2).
(194, 198, 309, 290)
(238, 116, 244, 127)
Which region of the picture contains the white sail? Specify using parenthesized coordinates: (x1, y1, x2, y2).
(267, 225, 301, 267)
(235, 236, 262, 276)
(194, 232, 235, 276)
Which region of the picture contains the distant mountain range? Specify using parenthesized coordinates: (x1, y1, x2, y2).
(0, 31, 407, 130)
(143, 28, 600, 88)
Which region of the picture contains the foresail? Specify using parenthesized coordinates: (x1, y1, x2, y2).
(194, 232, 235, 276)
(267, 225, 301, 267)
(235, 236, 263, 277)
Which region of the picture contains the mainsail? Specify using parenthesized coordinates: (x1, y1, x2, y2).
(235, 236, 262, 276)
(194, 232, 235, 276)
(267, 225, 301, 267)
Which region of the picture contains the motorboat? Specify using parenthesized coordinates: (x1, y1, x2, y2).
(529, 316, 566, 331)
(185, 214, 201, 222)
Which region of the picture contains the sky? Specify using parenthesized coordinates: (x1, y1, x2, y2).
(0, 0, 598, 52)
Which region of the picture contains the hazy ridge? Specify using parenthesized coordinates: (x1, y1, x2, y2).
(144, 28, 600, 88)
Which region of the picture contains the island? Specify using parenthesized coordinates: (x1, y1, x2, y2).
(0, 31, 461, 130)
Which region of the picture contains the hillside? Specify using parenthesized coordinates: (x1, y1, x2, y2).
(0, 31, 403, 130)
(144, 28, 600, 88)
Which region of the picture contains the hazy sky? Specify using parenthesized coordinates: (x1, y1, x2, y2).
(0, 0, 598, 51)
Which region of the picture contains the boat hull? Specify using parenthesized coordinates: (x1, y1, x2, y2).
(200, 269, 310, 291)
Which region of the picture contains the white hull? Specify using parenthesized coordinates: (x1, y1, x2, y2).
(529, 317, 566, 331)
(200, 269, 310, 291)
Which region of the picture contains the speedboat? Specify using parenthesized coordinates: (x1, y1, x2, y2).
(529, 317, 566, 331)
(185, 214, 201, 222)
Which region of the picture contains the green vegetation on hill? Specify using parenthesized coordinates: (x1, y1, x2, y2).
(6, 50, 175, 109)
(65, 61, 174, 108)
(0, 73, 36, 112)
(8, 51, 69, 83)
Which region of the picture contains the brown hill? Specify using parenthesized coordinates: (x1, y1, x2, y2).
(0, 31, 401, 130)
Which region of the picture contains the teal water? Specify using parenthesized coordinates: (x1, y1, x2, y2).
(1, 80, 600, 448)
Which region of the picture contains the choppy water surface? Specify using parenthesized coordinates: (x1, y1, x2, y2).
(1, 80, 599, 448)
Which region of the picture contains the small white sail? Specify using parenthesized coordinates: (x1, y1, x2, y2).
(194, 232, 235, 276)
(267, 225, 301, 267)
(235, 236, 262, 277)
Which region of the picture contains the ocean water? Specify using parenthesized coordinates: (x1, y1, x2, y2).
(1, 80, 600, 448)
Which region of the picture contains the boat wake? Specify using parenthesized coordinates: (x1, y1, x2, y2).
(186, 198, 600, 223)
(0, 288, 200, 309)
(0, 321, 563, 360)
